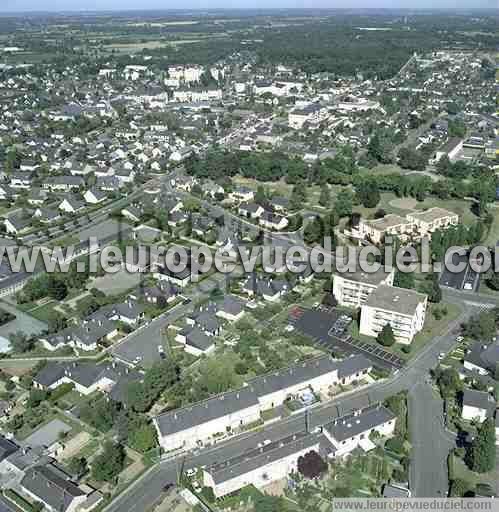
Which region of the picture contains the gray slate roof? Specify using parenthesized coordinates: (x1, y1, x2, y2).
(207, 431, 321, 484)
(324, 404, 395, 442)
(21, 464, 85, 512)
(155, 355, 372, 437)
(462, 389, 495, 412)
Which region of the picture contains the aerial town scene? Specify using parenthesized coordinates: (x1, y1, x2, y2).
(0, 5, 496, 512)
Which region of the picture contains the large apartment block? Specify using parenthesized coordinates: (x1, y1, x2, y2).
(405, 207, 459, 237)
(153, 355, 372, 452)
(358, 207, 458, 244)
(359, 285, 428, 344)
(332, 268, 395, 308)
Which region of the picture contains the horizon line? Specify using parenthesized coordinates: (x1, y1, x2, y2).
(0, 6, 496, 14)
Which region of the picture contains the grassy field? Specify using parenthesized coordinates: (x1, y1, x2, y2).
(450, 454, 498, 491)
(23, 300, 58, 323)
(484, 207, 499, 246)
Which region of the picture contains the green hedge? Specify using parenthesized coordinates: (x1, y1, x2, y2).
(4, 489, 36, 512)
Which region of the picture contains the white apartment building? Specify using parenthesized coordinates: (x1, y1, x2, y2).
(358, 208, 458, 244)
(359, 285, 428, 345)
(358, 214, 413, 244)
(405, 207, 458, 237)
(332, 268, 395, 308)
(168, 65, 203, 83)
(434, 137, 463, 162)
(172, 88, 222, 103)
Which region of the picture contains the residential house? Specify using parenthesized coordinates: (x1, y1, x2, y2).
(229, 187, 254, 204)
(461, 390, 494, 423)
(20, 464, 88, 512)
(58, 196, 85, 214)
(33, 360, 141, 402)
(321, 404, 396, 457)
(259, 211, 289, 231)
(238, 202, 264, 220)
(203, 432, 321, 498)
(405, 208, 458, 237)
(84, 188, 107, 205)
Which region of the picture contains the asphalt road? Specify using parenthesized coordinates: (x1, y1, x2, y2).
(111, 270, 240, 367)
(408, 381, 456, 497)
(104, 305, 474, 512)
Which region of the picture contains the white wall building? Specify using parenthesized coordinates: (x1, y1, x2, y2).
(359, 285, 428, 344)
(322, 405, 396, 457)
(154, 355, 372, 452)
(333, 269, 395, 308)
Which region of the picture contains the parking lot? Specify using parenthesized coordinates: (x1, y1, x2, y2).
(289, 306, 404, 370)
(440, 251, 480, 292)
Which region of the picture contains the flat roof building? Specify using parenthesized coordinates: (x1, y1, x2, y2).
(359, 285, 428, 344)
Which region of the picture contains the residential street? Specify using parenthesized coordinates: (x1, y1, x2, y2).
(103, 307, 472, 512)
(408, 381, 456, 497)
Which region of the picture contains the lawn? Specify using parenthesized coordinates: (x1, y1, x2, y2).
(325, 449, 399, 497)
(450, 454, 498, 491)
(484, 207, 499, 246)
(24, 301, 59, 323)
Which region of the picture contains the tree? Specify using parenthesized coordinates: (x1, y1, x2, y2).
(356, 179, 380, 208)
(334, 189, 354, 218)
(486, 272, 499, 292)
(303, 217, 324, 245)
(377, 324, 395, 347)
(394, 270, 415, 290)
(127, 418, 157, 453)
(76, 296, 101, 318)
(319, 185, 330, 207)
(10, 331, 35, 353)
(428, 274, 442, 303)
(26, 389, 48, 408)
(79, 394, 120, 432)
(92, 441, 126, 482)
(255, 185, 266, 205)
(47, 276, 68, 301)
(297, 451, 328, 479)
(464, 311, 496, 341)
(68, 457, 88, 477)
(435, 367, 462, 399)
(46, 310, 67, 333)
(290, 183, 307, 210)
(398, 147, 426, 171)
(125, 360, 177, 413)
(468, 418, 496, 473)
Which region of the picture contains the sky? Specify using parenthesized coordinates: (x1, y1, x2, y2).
(0, 1, 497, 12)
